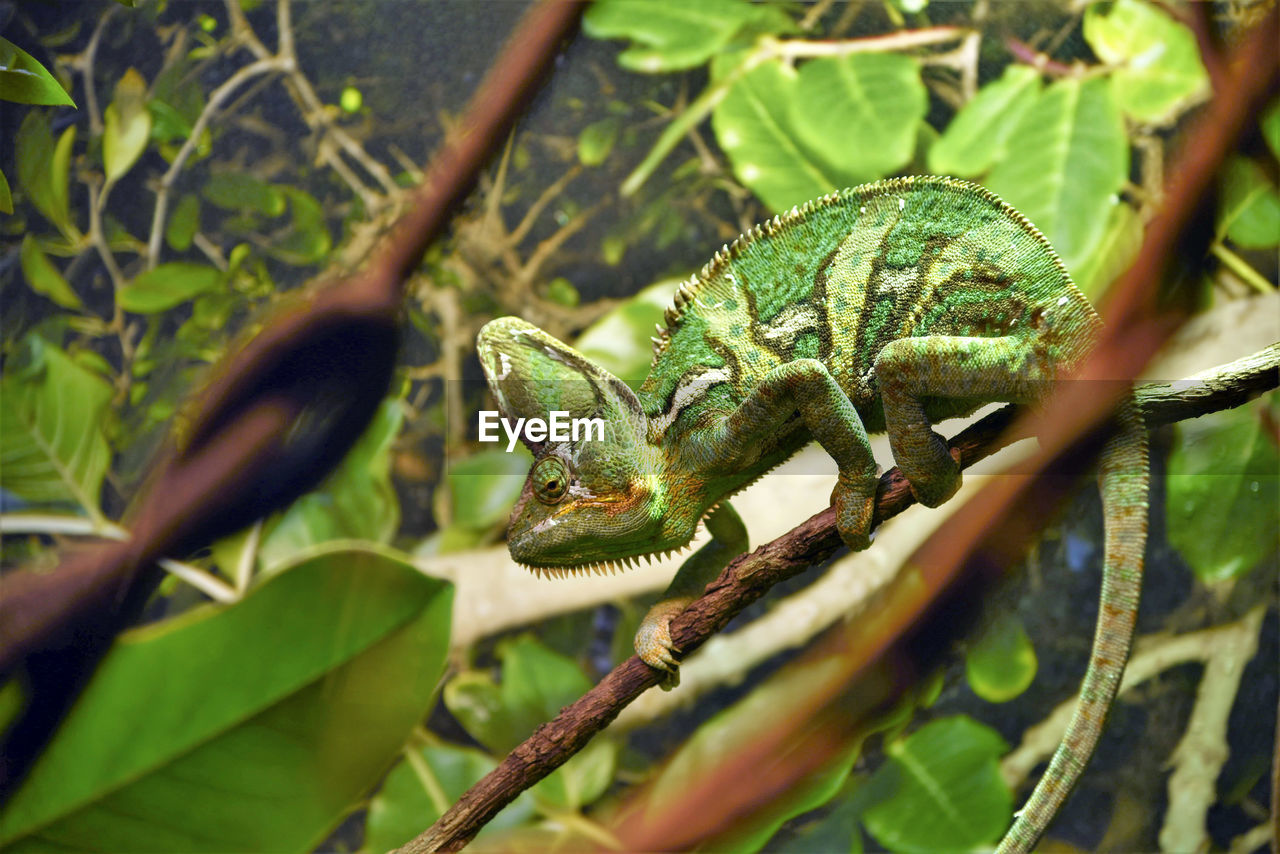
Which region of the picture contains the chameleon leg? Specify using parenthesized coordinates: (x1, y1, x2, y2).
(688, 359, 880, 550)
(635, 502, 748, 689)
(875, 336, 1049, 507)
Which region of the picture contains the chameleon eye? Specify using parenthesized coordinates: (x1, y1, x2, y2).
(531, 456, 570, 504)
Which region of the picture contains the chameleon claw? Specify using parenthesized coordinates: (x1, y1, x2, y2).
(636, 601, 688, 690)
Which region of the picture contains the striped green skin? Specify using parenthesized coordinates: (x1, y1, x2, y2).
(477, 176, 1147, 851)
(640, 176, 1099, 444)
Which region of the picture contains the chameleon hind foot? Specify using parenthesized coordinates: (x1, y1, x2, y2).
(635, 598, 689, 690)
(906, 445, 963, 508)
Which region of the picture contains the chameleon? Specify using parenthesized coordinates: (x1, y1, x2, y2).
(476, 175, 1148, 852)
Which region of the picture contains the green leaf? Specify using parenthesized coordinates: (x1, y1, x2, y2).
(712, 58, 843, 213)
(16, 111, 77, 235)
(202, 172, 286, 216)
(0, 37, 75, 106)
(1262, 99, 1280, 161)
(545, 276, 580, 307)
(928, 65, 1041, 176)
(165, 192, 200, 251)
(0, 338, 112, 513)
(574, 279, 671, 383)
(258, 398, 404, 567)
(103, 68, 152, 185)
(446, 449, 530, 530)
(650, 658, 861, 852)
(0, 548, 452, 853)
(790, 52, 927, 184)
(1166, 394, 1279, 582)
(964, 614, 1038, 703)
(363, 743, 536, 852)
(119, 262, 225, 313)
(0, 167, 11, 214)
(1217, 156, 1280, 250)
(20, 234, 83, 309)
(267, 187, 331, 265)
(1072, 200, 1144, 299)
(578, 117, 621, 166)
(583, 0, 792, 73)
(1083, 0, 1209, 125)
(861, 716, 1012, 853)
(986, 76, 1128, 277)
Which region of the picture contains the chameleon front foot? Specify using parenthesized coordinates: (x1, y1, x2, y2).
(832, 473, 879, 551)
(635, 599, 690, 690)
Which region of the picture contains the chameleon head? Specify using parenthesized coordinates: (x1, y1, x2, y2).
(476, 317, 688, 573)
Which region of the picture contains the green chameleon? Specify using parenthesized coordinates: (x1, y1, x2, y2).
(476, 175, 1148, 852)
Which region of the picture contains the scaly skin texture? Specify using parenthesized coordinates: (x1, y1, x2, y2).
(476, 175, 1148, 851)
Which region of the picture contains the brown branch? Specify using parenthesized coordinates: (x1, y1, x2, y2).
(401, 342, 1279, 854)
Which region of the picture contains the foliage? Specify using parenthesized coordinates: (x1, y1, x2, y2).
(0, 1, 1274, 853)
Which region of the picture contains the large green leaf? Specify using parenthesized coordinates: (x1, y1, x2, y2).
(118, 262, 225, 313)
(861, 716, 1011, 853)
(1083, 0, 1209, 125)
(712, 58, 844, 213)
(0, 37, 75, 106)
(928, 65, 1041, 176)
(574, 279, 671, 384)
(103, 68, 151, 185)
(258, 398, 405, 567)
(790, 52, 927, 184)
(1166, 394, 1279, 582)
(0, 338, 112, 513)
(1071, 199, 1144, 298)
(583, 0, 792, 73)
(363, 743, 536, 852)
(0, 548, 453, 853)
(985, 77, 1128, 277)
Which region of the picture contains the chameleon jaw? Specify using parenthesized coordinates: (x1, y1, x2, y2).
(515, 543, 693, 579)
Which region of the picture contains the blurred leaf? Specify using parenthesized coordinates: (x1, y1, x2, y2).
(0, 37, 75, 106)
(446, 449, 530, 530)
(964, 614, 1037, 703)
(1262, 99, 1280, 161)
(119, 262, 225, 313)
(258, 398, 404, 567)
(0, 548, 452, 853)
(1166, 394, 1279, 582)
(583, 0, 792, 72)
(0, 167, 10, 214)
(1072, 200, 1143, 299)
(1083, 0, 1209, 125)
(790, 52, 927, 184)
(533, 737, 618, 811)
(861, 716, 1011, 853)
(545, 276, 580, 307)
(268, 187, 331, 265)
(712, 58, 842, 213)
(574, 279, 671, 383)
(1217, 156, 1280, 250)
(202, 172, 285, 216)
(928, 65, 1040, 176)
(103, 68, 152, 185)
(986, 77, 1128, 276)
(20, 234, 82, 309)
(578, 117, 621, 166)
(165, 192, 200, 251)
(363, 743, 536, 852)
(16, 111, 77, 235)
(0, 337, 111, 512)
(651, 658, 862, 852)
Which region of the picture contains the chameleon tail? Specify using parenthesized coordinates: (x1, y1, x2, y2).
(997, 398, 1149, 853)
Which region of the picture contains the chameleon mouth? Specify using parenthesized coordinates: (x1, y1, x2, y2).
(516, 544, 693, 579)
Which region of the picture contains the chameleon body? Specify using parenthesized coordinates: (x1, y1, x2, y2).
(476, 175, 1148, 851)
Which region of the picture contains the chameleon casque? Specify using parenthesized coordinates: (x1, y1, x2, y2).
(476, 175, 1148, 851)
